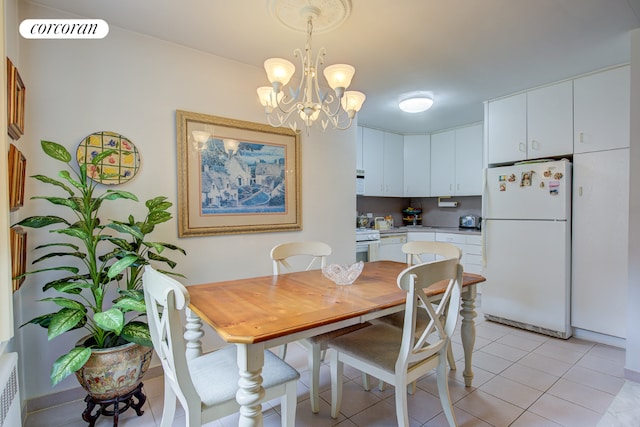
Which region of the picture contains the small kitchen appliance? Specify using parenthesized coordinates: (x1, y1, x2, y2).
(459, 215, 481, 229)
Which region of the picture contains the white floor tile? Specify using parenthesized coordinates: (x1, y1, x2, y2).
(24, 305, 635, 427)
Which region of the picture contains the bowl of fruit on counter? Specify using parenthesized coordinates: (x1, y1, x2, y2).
(402, 207, 422, 226)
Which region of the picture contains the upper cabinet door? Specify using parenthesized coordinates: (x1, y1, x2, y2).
(486, 93, 527, 164)
(383, 132, 404, 196)
(403, 134, 431, 197)
(356, 126, 364, 171)
(430, 130, 456, 196)
(574, 65, 630, 153)
(455, 123, 483, 196)
(362, 127, 384, 196)
(527, 80, 573, 159)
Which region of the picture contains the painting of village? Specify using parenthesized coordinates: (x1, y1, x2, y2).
(199, 139, 286, 215)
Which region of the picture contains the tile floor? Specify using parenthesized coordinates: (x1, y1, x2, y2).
(25, 305, 636, 427)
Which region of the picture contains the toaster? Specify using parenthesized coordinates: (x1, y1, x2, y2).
(459, 215, 481, 229)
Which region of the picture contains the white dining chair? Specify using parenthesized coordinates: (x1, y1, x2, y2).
(270, 240, 332, 275)
(142, 266, 300, 427)
(377, 241, 462, 374)
(327, 258, 463, 427)
(270, 241, 370, 414)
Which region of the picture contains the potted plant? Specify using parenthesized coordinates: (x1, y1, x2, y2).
(16, 140, 186, 395)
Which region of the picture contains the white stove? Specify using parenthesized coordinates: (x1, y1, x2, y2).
(355, 229, 380, 262)
(355, 228, 380, 242)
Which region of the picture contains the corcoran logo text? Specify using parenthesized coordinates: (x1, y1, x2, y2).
(19, 19, 109, 39)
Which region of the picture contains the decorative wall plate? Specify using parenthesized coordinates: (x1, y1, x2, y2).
(76, 131, 140, 185)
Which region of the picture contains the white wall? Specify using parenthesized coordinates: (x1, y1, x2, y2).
(16, 2, 357, 399)
(626, 28, 640, 380)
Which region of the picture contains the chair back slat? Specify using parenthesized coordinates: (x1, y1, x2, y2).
(396, 258, 462, 370)
(401, 241, 462, 265)
(270, 241, 332, 275)
(143, 266, 200, 405)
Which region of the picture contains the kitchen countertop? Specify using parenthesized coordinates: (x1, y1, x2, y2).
(378, 226, 482, 236)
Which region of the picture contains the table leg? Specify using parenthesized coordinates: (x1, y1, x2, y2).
(185, 308, 204, 360)
(460, 284, 477, 387)
(236, 343, 265, 427)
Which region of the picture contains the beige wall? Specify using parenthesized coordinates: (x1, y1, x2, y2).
(15, 2, 357, 399)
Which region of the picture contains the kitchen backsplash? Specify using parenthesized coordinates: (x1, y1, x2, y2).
(356, 195, 482, 228)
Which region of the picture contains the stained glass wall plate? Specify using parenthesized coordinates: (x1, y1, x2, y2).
(76, 131, 141, 185)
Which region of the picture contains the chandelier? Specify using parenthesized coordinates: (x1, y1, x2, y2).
(257, 0, 365, 135)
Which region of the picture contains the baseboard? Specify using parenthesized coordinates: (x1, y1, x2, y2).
(572, 328, 626, 348)
(26, 365, 164, 413)
(624, 368, 640, 383)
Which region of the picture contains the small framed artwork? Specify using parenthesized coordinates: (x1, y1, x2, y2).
(6, 58, 25, 141)
(10, 226, 27, 292)
(8, 143, 26, 211)
(176, 110, 301, 236)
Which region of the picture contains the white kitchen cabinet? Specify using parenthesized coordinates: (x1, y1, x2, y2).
(572, 148, 629, 338)
(356, 125, 364, 170)
(403, 134, 431, 197)
(487, 81, 573, 164)
(360, 127, 404, 196)
(383, 132, 404, 196)
(430, 130, 456, 196)
(454, 124, 484, 196)
(574, 65, 630, 153)
(361, 127, 384, 196)
(430, 124, 483, 197)
(463, 234, 483, 275)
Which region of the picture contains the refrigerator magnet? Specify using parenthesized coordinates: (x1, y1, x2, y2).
(543, 169, 552, 178)
(508, 174, 516, 182)
(498, 175, 507, 182)
(553, 172, 563, 180)
(549, 181, 560, 195)
(520, 171, 533, 187)
(499, 183, 506, 191)
(540, 181, 545, 188)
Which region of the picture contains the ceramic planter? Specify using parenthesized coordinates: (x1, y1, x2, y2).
(74, 340, 153, 400)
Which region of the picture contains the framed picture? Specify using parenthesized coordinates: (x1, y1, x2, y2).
(10, 226, 27, 292)
(6, 58, 25, 140)
(176, 110, 301, 237)
(8, 143, 26, 211)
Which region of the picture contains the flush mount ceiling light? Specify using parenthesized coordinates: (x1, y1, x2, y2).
(399, 96, 434, 113)
(257, 0, 366, 135)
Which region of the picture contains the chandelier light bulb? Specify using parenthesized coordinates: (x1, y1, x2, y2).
(341, 91, 366, 116)
(323, 64, 355, 91)
(264, 58, 296, 89)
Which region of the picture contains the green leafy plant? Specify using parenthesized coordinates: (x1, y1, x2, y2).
(16, 140, 185, 386)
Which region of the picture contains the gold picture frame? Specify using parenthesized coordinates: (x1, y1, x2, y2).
(176, 110, 301, 237)
(8, 143, 26, 211)
(10, 226, 27, 292)
(6, 58, 25, 140)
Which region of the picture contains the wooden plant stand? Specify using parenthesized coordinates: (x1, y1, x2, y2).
(81, 382, 146, 427)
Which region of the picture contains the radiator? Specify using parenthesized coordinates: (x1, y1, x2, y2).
(0, 353, 20, 427)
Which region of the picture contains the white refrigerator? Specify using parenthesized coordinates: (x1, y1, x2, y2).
(483, 159, 572, 339)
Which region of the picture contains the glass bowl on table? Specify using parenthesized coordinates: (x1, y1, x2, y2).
(322, 261, 364, 285)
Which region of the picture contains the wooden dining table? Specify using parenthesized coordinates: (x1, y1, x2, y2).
(185, 260, 485, 427)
